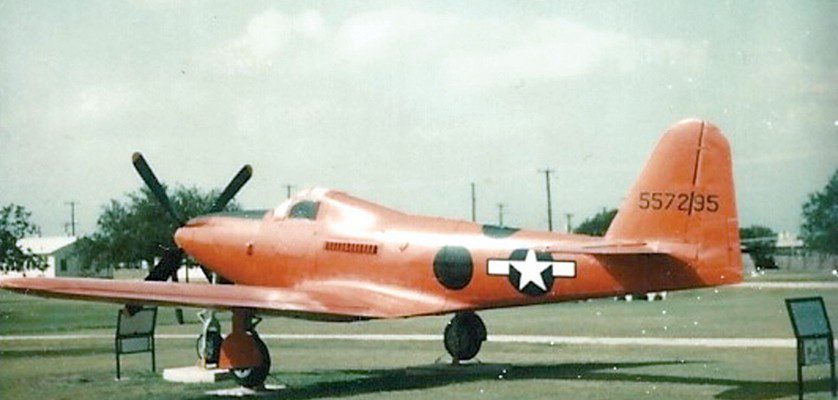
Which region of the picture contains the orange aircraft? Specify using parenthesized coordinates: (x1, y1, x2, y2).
(0, 119, 742, 388)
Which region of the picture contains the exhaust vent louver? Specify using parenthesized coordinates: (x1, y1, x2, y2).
(324, 241, 379, 255)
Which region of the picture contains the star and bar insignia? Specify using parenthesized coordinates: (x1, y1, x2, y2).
(487, 249, 576, 296)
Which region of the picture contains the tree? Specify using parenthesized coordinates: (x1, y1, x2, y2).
(574, 208, 618, 237)
(739, 225, 777, 269)
(0, 204, 46, 271)
(75, 185, 240, 270)
(800, 169, 837, 255)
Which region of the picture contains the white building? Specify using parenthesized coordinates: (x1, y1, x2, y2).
(6, 236, 112, 278)
(776, 231, 804, 251)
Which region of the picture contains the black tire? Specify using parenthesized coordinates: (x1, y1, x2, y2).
(231, 333, 271, 389)
(443, 312, 486, 361)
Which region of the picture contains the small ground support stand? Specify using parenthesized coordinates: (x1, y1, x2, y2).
(115, 306, 157, 380)
(785, 297, 836, 399)
(163, 309, 233, 384)
(205, 384, 286, 397)
(163, 366, 231, 383)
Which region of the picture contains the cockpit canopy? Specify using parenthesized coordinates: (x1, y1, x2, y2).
(271, 187, 402, 229)
(272, 187, 331, 220)
(288, 200, 319, 220)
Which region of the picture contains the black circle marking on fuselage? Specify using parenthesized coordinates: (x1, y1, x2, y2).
(433, 246, 473, 290)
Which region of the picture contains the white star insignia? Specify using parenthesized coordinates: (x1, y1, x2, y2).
(509, 249, 552, 290)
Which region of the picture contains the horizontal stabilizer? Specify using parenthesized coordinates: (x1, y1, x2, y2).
(541, 240, 698, 259)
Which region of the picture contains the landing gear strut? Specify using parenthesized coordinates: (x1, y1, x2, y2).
(196, 310, 223, 367)
(443, 312, 486, 362)
(219, 309, 271, 388)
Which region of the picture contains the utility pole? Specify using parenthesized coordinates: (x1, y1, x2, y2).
(65, 201, 77, 236)
(470, 182, 476, 222)
(539, 169, 554, 231)
(497, 203, 506, 227)
(284, 184, 294, 199)
(565, 212, 574, 233)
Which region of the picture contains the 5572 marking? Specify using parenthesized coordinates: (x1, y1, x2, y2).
(638, 191, 719, 214)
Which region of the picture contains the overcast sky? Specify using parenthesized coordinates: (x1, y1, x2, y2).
(1, 0, 835, 236)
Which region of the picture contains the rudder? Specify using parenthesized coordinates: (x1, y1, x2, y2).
(606, 119, 742, 285)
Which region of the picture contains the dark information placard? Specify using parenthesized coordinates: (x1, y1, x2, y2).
(785, 296, 835, 399)
(115, 307, 157, 380)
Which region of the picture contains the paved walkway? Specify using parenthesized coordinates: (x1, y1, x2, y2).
(735, 281, 838, 289)
(3, 333, 835, 349)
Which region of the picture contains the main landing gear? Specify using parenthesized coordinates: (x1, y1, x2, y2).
(443, 312, 487, 363)
(214, 309, 271, 389)
(195, 310, 484, 387)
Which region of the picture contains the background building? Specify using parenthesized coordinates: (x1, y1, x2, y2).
(9, 236, 112, 278)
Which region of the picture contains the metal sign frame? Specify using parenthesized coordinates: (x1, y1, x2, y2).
(785, 296, 836, 399)
(115, 306, 157, 380)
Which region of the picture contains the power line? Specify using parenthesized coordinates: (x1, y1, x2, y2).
(539, 169, 554, 231)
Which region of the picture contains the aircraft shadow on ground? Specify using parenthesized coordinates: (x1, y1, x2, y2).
(190, 360, 834, 400)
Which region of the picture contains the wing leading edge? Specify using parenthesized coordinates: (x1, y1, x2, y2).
(0, 277, 461, 320)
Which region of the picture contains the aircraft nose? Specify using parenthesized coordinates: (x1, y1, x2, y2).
(173, 226, 193, 250)
(171, 215, 261, 284)
(174, 217, 210, 250)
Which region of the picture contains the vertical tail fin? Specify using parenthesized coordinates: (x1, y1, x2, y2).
(606, 119, 742, 285)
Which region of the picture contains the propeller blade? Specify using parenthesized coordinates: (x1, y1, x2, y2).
(132, 155, 250, 293)
(174, 308, 185, 324)
(170, 272, 185, 324)
(132, 152, 185, 226)
(208, 165, 253, 214)
(146, 248, 187, 324)
(145, 248, 184, 282)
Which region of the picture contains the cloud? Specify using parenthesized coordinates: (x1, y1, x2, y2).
(335, 8, 447, 59)
(56, 84, 135, 127)
(216, 9, 325, 71)
(211, 7, 702, 88)
(441, 18, 704, 89)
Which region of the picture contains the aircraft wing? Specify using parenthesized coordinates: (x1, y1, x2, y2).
(0, 276, 462, 320)
(542, 240, 698, 258)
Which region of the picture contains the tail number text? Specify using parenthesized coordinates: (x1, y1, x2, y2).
(638, 192, 719, 214)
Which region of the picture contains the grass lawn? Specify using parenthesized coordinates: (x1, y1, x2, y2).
(1, 272, 837, 399)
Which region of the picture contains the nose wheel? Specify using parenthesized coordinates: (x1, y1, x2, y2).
(231, 332, 271, 388)
(219, 310, 272, 389)
(443, 312, 486, 362)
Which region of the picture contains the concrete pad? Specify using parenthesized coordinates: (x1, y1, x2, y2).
(205, 384, 286, 397)
(163, 366, 231, 383)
